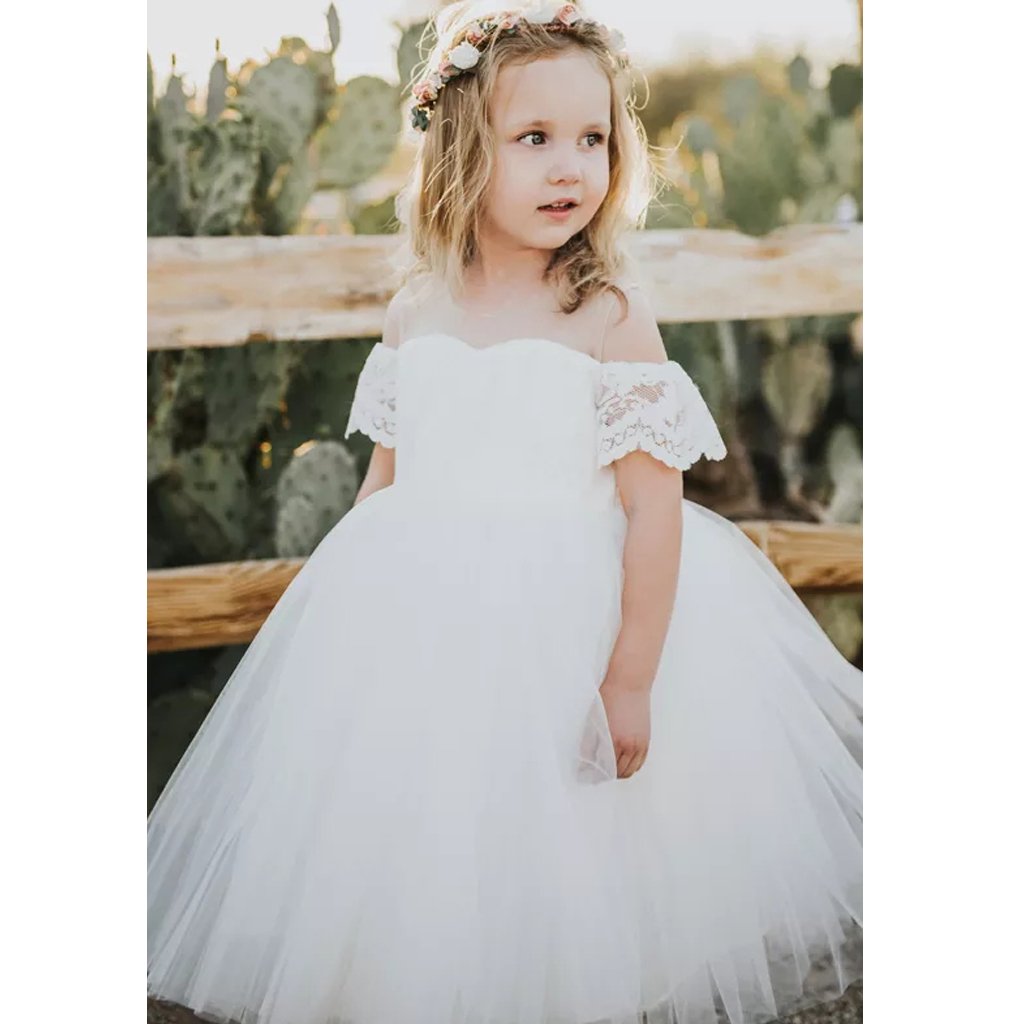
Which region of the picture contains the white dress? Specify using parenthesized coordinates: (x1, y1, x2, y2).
(148, 331, 863, 1024)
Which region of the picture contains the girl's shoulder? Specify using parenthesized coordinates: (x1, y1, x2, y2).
(599, 277, 665, 365)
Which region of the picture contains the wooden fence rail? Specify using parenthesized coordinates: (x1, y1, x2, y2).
(147, 225, 863, 653)
(148, 225, 862, 350)
(148, 521, 863, 653)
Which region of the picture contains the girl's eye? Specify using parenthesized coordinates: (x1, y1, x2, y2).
(517, 131, 607, 147)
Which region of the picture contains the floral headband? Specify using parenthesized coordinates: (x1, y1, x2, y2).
(409, 2, 629, 133)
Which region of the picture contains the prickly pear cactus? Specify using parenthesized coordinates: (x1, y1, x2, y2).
(316, 76, 401, 189)
(683, 114, 717, 156)
(761, 337, 834, 441)
(327, 3, 341, 55)
(350, 193, 399, 235)
(263, 144, 317, 235)
(148, 688, 214, 810)
(235, 55, 319, 164)
(191, 118, 262, 235)
(158, 444, 251, 561)
(719, 95, 805, 236)
(787, 54, 812, 95)
(824, 423, 863, 523)
(802, 593, 863, 664)
(275, 440, 359, 557)
(722, 74, 762, 127)
(828, 63, 863, 118)
(205, 342, 301, 448)
(397, 20, 436, 97)
(206, 53, 229, 123)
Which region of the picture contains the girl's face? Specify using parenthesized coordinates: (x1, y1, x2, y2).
(483, 50, 611, 253)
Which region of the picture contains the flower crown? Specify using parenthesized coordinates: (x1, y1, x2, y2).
(409, 2, 629, 133)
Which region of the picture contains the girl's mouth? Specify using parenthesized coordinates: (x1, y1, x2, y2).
(538, 202, 578, 220)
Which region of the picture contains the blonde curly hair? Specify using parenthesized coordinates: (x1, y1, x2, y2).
(393, 1, 659, 317)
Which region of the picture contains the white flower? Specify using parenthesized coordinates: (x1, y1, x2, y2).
(448, 40, 481, 70)
(525, 2, 565, 25)
(607, 28, 626, 53)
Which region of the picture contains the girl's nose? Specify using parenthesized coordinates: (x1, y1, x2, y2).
(547, 162, 582, 185)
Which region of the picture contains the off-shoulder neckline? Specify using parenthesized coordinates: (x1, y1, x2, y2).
(375, 333, 681, 373)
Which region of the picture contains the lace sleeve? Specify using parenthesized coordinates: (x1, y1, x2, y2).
(343, 343, 398, 447)
(596, 360, 727, 471)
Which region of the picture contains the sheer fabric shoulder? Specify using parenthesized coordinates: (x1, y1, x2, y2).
(596, 360, 728, 471)
(343, 343, 398, 447)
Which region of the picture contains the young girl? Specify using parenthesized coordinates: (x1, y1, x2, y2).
(148, 4, 863, 1023)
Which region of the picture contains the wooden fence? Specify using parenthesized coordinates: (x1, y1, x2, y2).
(148, 225, 863, 653)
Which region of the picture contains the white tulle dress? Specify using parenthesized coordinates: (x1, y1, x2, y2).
(148, 327, 863, 1024)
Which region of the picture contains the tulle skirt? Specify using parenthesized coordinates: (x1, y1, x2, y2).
(148, 485, 862, 1024)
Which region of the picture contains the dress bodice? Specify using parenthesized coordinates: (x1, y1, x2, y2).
(344, 332, 727, 507)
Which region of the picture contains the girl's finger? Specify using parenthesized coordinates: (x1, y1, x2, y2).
(622, 750, 644, 778)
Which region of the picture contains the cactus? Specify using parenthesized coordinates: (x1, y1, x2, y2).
(235, 55, 319, 164)
(682, 114, 717, 155)
(148, 688, 214, 810)
(191, 118, 262, 235)
(824, 423, 862, 523)
(828, 63, 863, 118)
(719, 95, 804, 235)
(722, 74, 761, 127)
(205, 342, 300, 448)
(787, 54, 811, 95)
(350, 193, 399, 235)
(761, 337, 834, 441)
(206, 49, 229, 123)
(157, 444, 251, 560)
(397, 20, 436, 97)
(263, 144, 318, 235)
(802, 594, 863, 663)
(327, 3, 341, 55)
(316, 76, 401, 189)
(761, 336, 834, 513)
(825, 117, 862, 195)
(275, 440, 359, 557)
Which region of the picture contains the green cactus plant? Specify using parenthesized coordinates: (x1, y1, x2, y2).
(275, 440, 359, 557)
(787, 54, 812, 95)
(206, 49, 229, 123)
(397, 20, 436, 97)
(802, 593, 863, 663)
(191, 118, 262, 235)
(824, 423, 863, 523)
(316, 76, 401, 189)
(327, 3, 341, 55)
(262, 144, 318, 235)
(205, 342, 301, 448)
(234, 55, 320, 165)
(157, 444, 252, 561)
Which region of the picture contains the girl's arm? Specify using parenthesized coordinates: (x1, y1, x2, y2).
(605, 451, 682, 694)
(353, 289, 404, 505)
(353, 443, 395, 505)
(599, 287, 684, 778)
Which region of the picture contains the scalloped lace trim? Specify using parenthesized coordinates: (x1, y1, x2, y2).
(344, 344, 397, 447)
(596, 362, 728, 471)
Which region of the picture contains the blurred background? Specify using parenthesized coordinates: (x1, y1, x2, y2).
(147, 11, 863, 989)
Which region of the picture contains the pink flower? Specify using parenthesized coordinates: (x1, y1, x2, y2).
(499, 15, 521, 31)
(413, 80, 436, 103)
(556, 4, 581, 26)
(464, 21, 486, 45)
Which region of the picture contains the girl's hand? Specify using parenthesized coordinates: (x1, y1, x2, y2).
(599, 683, 651, 779)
